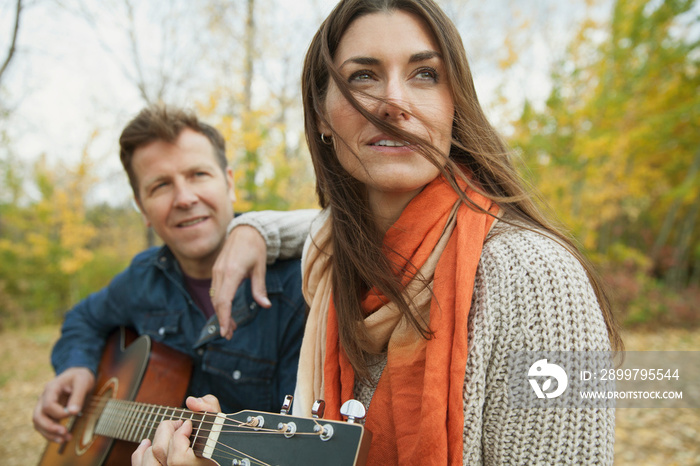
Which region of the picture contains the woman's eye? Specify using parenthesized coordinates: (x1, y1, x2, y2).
(415, 67, 439, 81)
(349, 70, 374, 82)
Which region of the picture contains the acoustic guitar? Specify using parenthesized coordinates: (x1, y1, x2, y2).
(38, 327, 372, 465)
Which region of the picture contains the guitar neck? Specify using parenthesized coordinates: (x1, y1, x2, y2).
(94, 399, 371, 465)
(94, 399, 221, 456)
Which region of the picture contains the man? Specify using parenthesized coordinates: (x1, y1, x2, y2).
(32, 104, 306, 444)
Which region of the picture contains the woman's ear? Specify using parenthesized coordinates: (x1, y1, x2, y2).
(317, 114, 331, 139)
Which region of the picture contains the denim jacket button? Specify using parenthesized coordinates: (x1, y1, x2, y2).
(197, 348, 204, 356)
(249, 302, 256, 310)
(158, 327, 166, 336)
(232, 370, 242, 380)
(207, 324, 217, 335)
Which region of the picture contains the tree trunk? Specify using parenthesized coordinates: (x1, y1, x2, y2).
(651, 149, 700, 262)
(243, 0, 255, 113)
(0, 0, 22, 86)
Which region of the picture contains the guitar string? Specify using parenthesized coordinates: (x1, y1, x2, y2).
(84, 396, 328, 436)
(114, 404, 328, 466)
(80, 395, 331, 464)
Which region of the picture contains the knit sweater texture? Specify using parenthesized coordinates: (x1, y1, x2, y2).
(230, 211, 615, 465)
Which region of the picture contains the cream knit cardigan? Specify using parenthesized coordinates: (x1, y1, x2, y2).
(230, 210, 615, 465)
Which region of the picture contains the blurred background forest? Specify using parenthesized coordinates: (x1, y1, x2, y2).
(0, 0, 698, 330)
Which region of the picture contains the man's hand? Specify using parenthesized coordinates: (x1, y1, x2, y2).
(131, 395, 221, 466)
(184, 394, 221, 413)
(211, 225, 270, 339)
(32, 367, 95, 443)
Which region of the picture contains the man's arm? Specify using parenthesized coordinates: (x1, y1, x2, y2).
(33, 271, 135, 442)
(212, 210, 317, 339)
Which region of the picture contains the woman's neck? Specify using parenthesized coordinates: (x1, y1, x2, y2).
(368, 188, 423, 234)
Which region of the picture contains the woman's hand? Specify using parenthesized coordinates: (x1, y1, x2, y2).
(131, 396, 221, 466)
(211, 225, 271, 340)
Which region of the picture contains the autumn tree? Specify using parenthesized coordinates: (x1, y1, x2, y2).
(198, 0, 318, 212)
(510, 0, 700, 292)
(0, 136, 143, 327)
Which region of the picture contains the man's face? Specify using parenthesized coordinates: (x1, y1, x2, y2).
(133, 128, 235, 278)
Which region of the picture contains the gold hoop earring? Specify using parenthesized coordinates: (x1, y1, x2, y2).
(320, 133, 332, 145)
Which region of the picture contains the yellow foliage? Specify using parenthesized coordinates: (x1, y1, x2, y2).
(60, 248, 95, 275)
(498, 35, 519, 70)
(27, 233, 51, 258)
(509, 0, 700, 286)
(193, 87, 318, 212)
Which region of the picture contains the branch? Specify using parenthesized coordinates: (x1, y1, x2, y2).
(0, 0, 22, 85)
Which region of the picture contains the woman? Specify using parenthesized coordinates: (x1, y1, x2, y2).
(134, 0, 621, 464)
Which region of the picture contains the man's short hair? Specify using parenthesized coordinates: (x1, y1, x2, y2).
(119, 104, 227, 199)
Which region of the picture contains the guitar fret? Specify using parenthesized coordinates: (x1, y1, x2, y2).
(125, 403, 138, 442)
(129, 403, 146, 443)
(191, 411, 204, 453)
(117, 401, 131, 440)
(141, 404, 156, 442)
(140, 403, 152, 441)
(131, 402, 143, 441)
(151, 406, 163, 441)
(133, 403, 146, 442)
(190, 412, 213, 458)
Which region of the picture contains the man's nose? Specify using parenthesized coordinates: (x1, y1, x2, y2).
(173, 182, 198, 208)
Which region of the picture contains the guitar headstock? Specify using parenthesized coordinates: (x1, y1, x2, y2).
(193, 401, 372, 466)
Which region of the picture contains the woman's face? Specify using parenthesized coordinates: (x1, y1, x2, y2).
(320, 10, 454, 215)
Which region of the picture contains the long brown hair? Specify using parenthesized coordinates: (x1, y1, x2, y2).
(302, 0, 622, 378)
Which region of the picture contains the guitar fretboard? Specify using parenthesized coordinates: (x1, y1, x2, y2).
(94, 399, 217, 455)
(86, 398, 369, 465)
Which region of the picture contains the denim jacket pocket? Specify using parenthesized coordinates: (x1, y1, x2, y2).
(202, 346, 276, 410)
(139, 310, 189, 350)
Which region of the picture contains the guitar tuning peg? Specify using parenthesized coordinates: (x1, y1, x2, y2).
(340, 399, 366, 424)
(311, 399, 326, 418)
(280, 394, 293, 415)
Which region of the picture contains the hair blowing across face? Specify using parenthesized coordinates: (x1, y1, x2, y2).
(119, 104, 227, 200)
(302, 0, 622, 378)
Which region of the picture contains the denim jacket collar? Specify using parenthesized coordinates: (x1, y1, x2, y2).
(150, 245, 288, 349)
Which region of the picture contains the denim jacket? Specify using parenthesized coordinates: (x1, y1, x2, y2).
(51, 245, 305, 414)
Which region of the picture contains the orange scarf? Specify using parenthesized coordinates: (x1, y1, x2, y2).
(295, 175, 497, 465)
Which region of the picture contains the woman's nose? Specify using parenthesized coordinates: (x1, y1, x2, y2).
(378, 79, 409, 120)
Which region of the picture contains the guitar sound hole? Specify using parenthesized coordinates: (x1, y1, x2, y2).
(75, 378, 117, 456)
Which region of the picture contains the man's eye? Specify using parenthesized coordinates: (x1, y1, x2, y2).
(150, 182, 168, 194)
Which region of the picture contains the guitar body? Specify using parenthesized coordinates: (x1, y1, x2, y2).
(39, 327, 193, 466)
